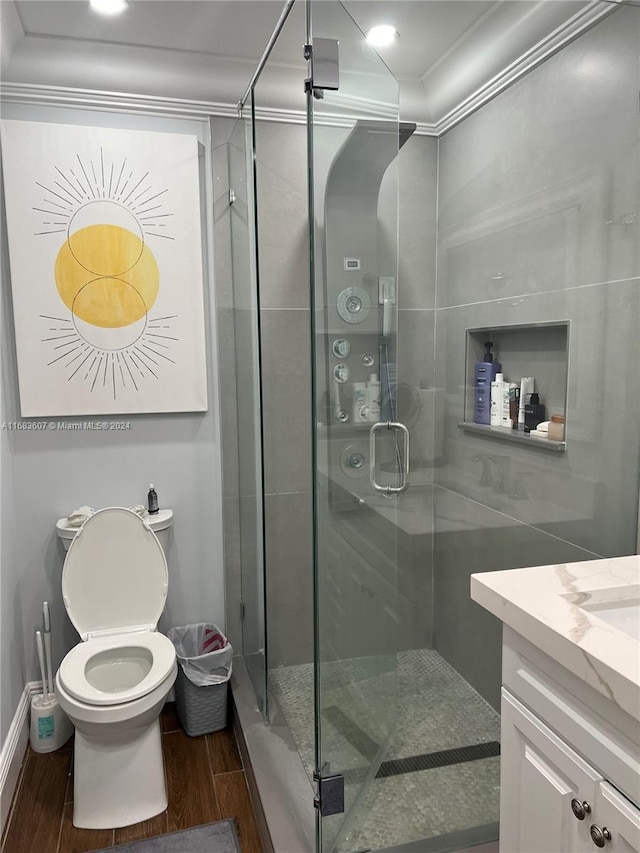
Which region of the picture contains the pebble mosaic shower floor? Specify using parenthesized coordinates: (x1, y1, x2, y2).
(270, 648, 501, 852)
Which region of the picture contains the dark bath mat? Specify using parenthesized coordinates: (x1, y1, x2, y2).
(95, 819, 241, 853)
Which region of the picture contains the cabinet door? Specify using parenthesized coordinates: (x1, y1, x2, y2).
(501, 689, 603, 853)
(590, 781, 640, 852)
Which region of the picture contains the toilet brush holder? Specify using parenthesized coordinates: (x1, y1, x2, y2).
(30, 694, 73, 753)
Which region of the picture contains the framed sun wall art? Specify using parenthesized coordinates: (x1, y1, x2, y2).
(0, 120, 208, 416)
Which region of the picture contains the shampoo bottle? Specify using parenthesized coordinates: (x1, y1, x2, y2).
(499, 379, 512, 428)
(474, 342, 501, 425)
(524, 392, 546, 433)
(490, 373, 505, 426)
(518, 377, 534, 429)
(353, 382, 368, 423)
(509, 385, 520, 429)
(366, 374, 381, 423)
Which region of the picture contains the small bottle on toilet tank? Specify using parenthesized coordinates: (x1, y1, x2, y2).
(147, 484, 159, 515)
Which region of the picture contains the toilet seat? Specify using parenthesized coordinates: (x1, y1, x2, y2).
(62, 507, 168, 640)
(59, 507, 174, 707)
(58, 631, 176, 706)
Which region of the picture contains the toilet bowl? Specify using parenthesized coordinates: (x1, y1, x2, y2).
(55, 507, 177, 829)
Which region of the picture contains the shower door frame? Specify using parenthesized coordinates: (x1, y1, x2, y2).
(304, 1, 406, 849)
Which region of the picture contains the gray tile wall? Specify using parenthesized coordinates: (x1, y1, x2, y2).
(217, 119, 440, 669)
(212, 117, 244, 654)
(396, 136, 439, 646)
(433, 5, 640, 706)
(252, 122, 315, 667)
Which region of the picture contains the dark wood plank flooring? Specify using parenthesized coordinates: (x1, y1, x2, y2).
(1, 703, 263, 853)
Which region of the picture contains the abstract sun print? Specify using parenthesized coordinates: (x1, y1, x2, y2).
(1, 120, 208, 417)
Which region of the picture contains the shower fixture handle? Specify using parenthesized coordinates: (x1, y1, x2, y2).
(369, 421, 410, 495)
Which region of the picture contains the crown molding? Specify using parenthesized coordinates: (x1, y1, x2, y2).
(433, 0, 617, 135)
(0, 82, 241, 120)
(0, 2, 619, 139)
(0, 83, 440, 136)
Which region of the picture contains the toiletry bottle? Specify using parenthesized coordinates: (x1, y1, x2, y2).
(518, 377, 534, 429)
(490, 373, 505, 426)
(524, 392, 546, 433)
(548, 414, 565, 442)
(509, 385, 520, 429)
(366, 374, 381, 423)
(501, 383, 512, 428)
(474, 342, 501, 425)
(353, 382, 368, 423)
(147, 484, 159, 515)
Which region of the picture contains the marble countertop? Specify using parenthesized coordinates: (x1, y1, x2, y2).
(471, 555, 640, 721)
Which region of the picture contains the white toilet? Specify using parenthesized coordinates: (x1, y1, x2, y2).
(54, 507, 178, 829)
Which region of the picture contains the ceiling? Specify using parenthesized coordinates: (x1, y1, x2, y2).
(4, 0, 612, 130)
(15, 0, 287, 61)
(14, 0, 500, 80)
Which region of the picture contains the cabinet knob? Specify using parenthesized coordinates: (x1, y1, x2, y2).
(590, 825, 612, 847)
(571, 799, 592, 820)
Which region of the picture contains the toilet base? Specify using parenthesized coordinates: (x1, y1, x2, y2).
(73, 718, 167, 829)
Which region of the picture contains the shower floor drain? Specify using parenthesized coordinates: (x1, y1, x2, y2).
(375, 740, 500, 778)
(323, 705, 500, 779)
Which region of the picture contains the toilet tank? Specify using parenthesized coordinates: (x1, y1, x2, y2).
(56, 508, 173, 553)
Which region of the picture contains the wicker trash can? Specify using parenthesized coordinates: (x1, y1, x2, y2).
(167, 623, 233, 737)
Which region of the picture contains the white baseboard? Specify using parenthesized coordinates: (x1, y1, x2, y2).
(0, 682, 40, 834)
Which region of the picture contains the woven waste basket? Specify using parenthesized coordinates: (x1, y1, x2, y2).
(167, 623, 233, 737)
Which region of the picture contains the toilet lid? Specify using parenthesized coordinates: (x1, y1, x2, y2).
(62, 507, 168, 641)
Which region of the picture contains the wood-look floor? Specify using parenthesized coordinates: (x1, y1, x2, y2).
(1, 703, 263, 853)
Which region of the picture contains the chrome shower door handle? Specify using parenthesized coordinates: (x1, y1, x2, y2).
(369, 421, 410, 495)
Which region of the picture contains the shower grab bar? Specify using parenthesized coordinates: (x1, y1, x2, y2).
(369, 421, 410, 495)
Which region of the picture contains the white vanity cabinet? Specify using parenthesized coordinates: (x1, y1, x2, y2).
(592, 783, 640, 853)
(470, 557, 640, 853)
(501, 691, 640, 852)
(498, 628, 640, 853)
(501, 690, 601, 853)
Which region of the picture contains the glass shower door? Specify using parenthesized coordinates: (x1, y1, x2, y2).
(306, 3, 405, 849)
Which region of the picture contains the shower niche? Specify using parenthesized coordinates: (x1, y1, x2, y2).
(460, 321, 569, 451)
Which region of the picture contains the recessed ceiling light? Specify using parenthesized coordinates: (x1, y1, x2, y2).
(89, 0, 128, 16)
(366, 25, 398, 48)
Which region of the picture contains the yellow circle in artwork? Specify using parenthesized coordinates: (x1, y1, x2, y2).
(55, 224, 159, 327)
(68, 222, 143, 277)
(72, 278, 148, 329)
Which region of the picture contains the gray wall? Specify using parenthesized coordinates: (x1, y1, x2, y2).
(253, 121, 314, 668)
(0, 106, 225, 745)
(383, 133, 439, 648)
(433, 4, 640, 708)
(212, 116, 244, 657)
(215, 118, 315, 669)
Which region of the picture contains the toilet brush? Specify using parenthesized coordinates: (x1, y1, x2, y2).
(30, 627, 73, 753)
(36, 629, 48, 700)
(43, 602, 54, 700)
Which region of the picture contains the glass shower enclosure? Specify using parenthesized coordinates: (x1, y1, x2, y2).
(226, 0, 640, 850)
